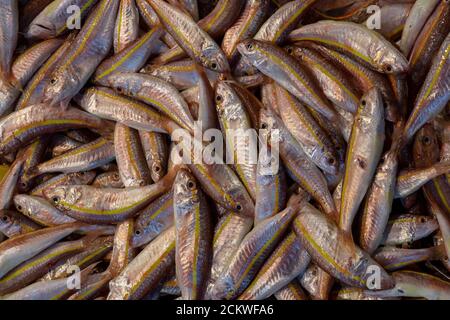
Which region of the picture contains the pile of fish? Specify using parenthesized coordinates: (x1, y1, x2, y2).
(0, 0, 450, 300)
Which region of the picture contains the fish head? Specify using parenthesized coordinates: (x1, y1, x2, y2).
(228, 184, 255, 218)
(199, 47, 230, 73)
(26, 21, 57, 40)
(414, 215, 439, 234)
(258, 107, 281, 144)
(73, 171, 97, 185)
(131, 224, 150, 248)
(237, 40, 266, 68)
(44, 67, 79, 106)
(214, 81, 240, 119)
(13, 194, 33, 216)
(150, 161, 165, 182)
(43, 185, 82, 210)
(413, 124, 440, 165)
(0, 210, 14, 231)
(357, 88, 384, 130)
(174, 168, 199, 207)
(373, 46, 408, 74)
(209, 274, 237, 300)
(107, 73, 141, 97)
(317, 151, 340, 176)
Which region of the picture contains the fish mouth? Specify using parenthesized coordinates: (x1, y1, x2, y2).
(25, 23, 55, 39)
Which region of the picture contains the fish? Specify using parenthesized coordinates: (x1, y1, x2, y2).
(359, 122, 403, 254)
(400, 0, 440, 56)
(0, 210, 41, 238)
(26, 0, 99, 39)
(2, 263, 97, 300)
(0, 222, 84, 278)
(29, 137, 116, 177)
(0, 38, 62, 117)
(76, 87, 174, 133)
(114, 123, 151, 187)
(142, 59, 219, 91)
(339, 88, 385, 234)
(16, 36, 74, 110)
(382, 214, 439, 246)
(139, 131, 169, 182)
(146, 0, 230, 72)
(238, 231, 311, 300)
(289, 20, 409, 74)
(238, 39, 338, 122)
(0, 234, 97, 294)
(14, 194, 76, 226)
(395, 162, 450, 198)
(364, 271, 450, 300)
(293, 202, 394, 289)
(259, 106, 337, 219)
(205, 209, 252, 299)
(210, 193, 305, 300)
(151, 0, 244, 65)
(43, 168, 178, 224)
(31, 172, 97, 197)
(114, 0, 139, 53)
(215, 80, 258, 200)
(404, 32, 450, 142)
(374, 245, 445, 272)
(42, 0, 119, 107)
(131, 191, 174, 248)
(0, 104, 109, 155)
(106, 72, 195, 133)
(221, 0, 270, 65)
(275, 84, 340, 175)
(408, 1, 450, 93)
(41, 236, 113, 280)
(107, 226, 175, 300)
(254, 143, 287, 224)
(95, 26, 164, 86)
(173, 168, 212, 300)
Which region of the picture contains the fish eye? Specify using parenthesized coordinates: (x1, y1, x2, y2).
(134, 229, 141, 236)
(116, 87, 124, 93)
(187, 180, 196, 190)
(361, 100, 367, 106)
(113, 173, 120, 180)
(397, 289, 405, 294)
(261, 122, 268, 129)
(246, 43, 254, 51)
(210, 62, 218, 70)
(422, 136, 431, 145)
(20, 182, 27, 188)
(16, 204, 23, 212)
(50, 78, 58, 85)
(286, 47, 293, 55)
(1, 215, 9, 222)
(236, 203, 243, 211)
(385, 65, 393, 73)
(52, 196, 60, 203)
(215, 95, 222, 103)
(327, 157, 336, 165)
(153, 165, 161, 173)
(420, 217, 427, 223)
